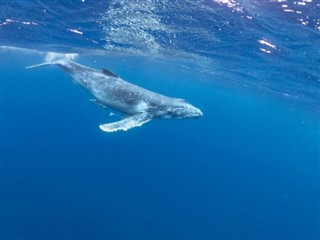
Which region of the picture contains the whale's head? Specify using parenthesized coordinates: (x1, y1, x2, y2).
(165, 98, 203, 119)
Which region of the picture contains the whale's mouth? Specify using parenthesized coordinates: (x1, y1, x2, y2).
(195, 108, 203, 118)
(191, 108, 203, 118)
(172, 106, 203, 119)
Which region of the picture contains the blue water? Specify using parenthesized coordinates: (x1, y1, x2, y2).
(1, 1, 319, 239)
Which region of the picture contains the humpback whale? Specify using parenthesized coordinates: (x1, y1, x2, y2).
(26, 60, 203, 132)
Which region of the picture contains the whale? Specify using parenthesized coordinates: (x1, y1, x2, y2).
(26, 59, 203, 132)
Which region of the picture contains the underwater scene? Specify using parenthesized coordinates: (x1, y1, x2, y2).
(1, 0, 319, 239)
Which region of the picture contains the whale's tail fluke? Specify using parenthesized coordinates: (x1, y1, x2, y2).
(25, 62, 55, 69)
(26, 59, 82, 74)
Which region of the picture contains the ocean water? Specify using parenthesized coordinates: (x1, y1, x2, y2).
(1, 1, 319, 239)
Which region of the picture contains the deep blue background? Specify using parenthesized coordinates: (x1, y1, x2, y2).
(1, 0, 320, 239)
(1, 49, 319, 239)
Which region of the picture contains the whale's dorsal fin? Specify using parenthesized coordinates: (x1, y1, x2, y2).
(102, 68, 118, 78)
(99, 112, 153, 132)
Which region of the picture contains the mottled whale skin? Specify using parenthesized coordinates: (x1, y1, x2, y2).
(26, 59, 203, 132)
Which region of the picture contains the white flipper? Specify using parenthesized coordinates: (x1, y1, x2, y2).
(99, 112, 153, 132)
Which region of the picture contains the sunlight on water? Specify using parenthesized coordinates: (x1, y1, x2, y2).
(101, 0, 168, 54)
(212, 0, 243, 12)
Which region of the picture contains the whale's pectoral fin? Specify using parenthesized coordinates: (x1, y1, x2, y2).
(99, 112, 153, 133)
